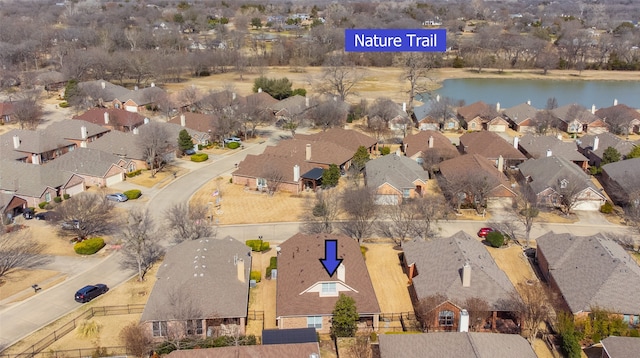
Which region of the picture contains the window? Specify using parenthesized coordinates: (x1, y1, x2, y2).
(152, 321, 168, 337)
(438, 310, 454, 326)
(44, 192, 51, 202)
(448, 122, 454, 129)
(186, 320, 203, 335)
(321, 282, 337, 296)
(257, 178, 267, 188)
(471, 123, 476, 129)
(403, 189, 411, 198)
(416, 158, 424, 165)
(307, 316, 322, 329)
(560, 179, 568, 189)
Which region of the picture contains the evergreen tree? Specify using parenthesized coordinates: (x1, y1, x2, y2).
(330, 294, 359, 338)
(322, 164, 341, 188)
(178, 129, 194, 153)
(626, 146, 640, 159)
(601, 146, 621, 165)
(351, 146, 370, 172)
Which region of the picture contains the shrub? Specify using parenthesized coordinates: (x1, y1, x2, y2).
(59, 101, 69, 108)
(600, 201, 613, 214)
(486, 231, 505, 248)
(63, 194, 70, 200)
(126, 169, 142, 178)
(250, 271, 261, 283)
(38, 201, 47, 209)
(74, 237, 106, 255)
(123, 189, 142, 200)
(54, 196, 62, 203)
(191, 153, 209, 162)
(380, 146, 391, 155)
(266, 256, 278, 278)
(589, 166, 602, 175)
(227, 142, 240, 149)
(245, 240, 269, 252)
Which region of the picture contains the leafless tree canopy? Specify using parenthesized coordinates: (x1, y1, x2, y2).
(395, 53, 435, 113)
(119, 323, 154, 358)
(512, 282, 555, 342)
(137, 122, 173, 177)
(0, 230, 48, 279)
(340, 187, 378, 242)
(119, 209, 164, 281)
(317, 54, 364, 101)
(310, 99, 348, 131)
(463, 297, 491, 332)
(55, 192, 116, 239)
(553, 174, 586, 214)
(164, 202, 215, 244)
(12, 90, 43, 130)
(416, 293, 447, 332)
(301, 188, 342, 234)
(261, 167, 286, 196)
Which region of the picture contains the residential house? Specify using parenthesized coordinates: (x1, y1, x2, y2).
(243, 91, 279, 109)
(0, 129, 75, 164)
(458, 131, 527, 169)
(413, 100, 459, 131)
(379, 332, 537, 358)
(296, 128, 378, 155)
(0, 160, 85, 208)
(601, 336, 640, 358)
(600, 157, 640, 206)
(45, 148, 127, 188)
(365, 154, 429, 205)
(166, 343, 321, 358)
(402, 130, 459, 167)
(276, 233, 381, 334)
(271, 95, 314, 125)
(73, 108, 148, 132)
(46, 120, 111, 149)
(78, 80, 166, 113)
(517, 134, 589, 169)
(34, 70, 67, 93)
(168, 112, 217, 144)
(439, 154, 516, 208)
(456, 101, 498, 131)
(518, 156, 605, 211)
(0, 192, 28, 220)
(402, 231, 520, 332)
(577, 132, 637, 167)
(0, 102, 14, 124)
(502, 102, 538, 133)
(552, 104, 608, 135)
(385, 102, 412, 132)
(140, 237, 251, 340)
(87, 131, 148, 172)
(536, 232, 640, 320)
(595, 103, 640, 135)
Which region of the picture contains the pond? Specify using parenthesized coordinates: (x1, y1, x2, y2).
(425, 78, 640, 109)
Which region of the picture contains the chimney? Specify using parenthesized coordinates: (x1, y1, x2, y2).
(496, 102, 500, 112)
(144, 117, 149, 124)
(462, 262, 471, 287)
(513, 136, 519, 149)
(402, 102, 407, 112)
(150, 82, 155, 87)
(305, 96, 310, 107)
(81, 125, 88, 139)
(293, 164, 300, 182)
(428, 135, 434, 149)
(133, 127, 139, 135)
(403, 143, 408, 153)
(497, 155, 504, 172)
(614, 98, 618, 106)
(104, 111, 109, 124)
(12, 135, 20, 149)
(180, 114, 186, 127)
(305, 144, 311, 161)
(258, 87, 262, 93)
(32, 153, 40, 165)
(101, 81, 105, 89)
(557, 133, 563, 140)
(591, 104, 596, 114)
(81, 140, 87, 148)
(134, 85, 139, 91)
(527, 99, 531, 106)
(593, 136, 599, 151)
(232, 92, 236, 100)
(337, 263, 345, 282)
(236, 258, 245, 283)
(546, 149, 552, 157)
(436, 94, 440, 102)
(459, 309, 470, 332)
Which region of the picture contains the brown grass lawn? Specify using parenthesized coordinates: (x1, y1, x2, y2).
(363, 244, 414, 314)
(246, 250, 278, 339)
(485, 244, 536, 291)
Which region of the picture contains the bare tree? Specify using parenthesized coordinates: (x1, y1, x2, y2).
(310, 99, 348, 131)
(164, 202, 215, 244)
(416, 293, 447, 332)
(624, 191, 640, 237)
(512, 282, 554, 342)
(463, 297, 491, 332)
(12, 90, 43, 130)
(411, 195, 447, 240)
(137, 122, 173, 177)
(302, 188, 342, 234)
(0, 230, 48, 280)
(163, 288, 204, 350)
(395, 53, 435, 113)
(367, 97, 400, 127)
(376, 202, 420, 247)
(120, 323, 154, 358)
(261, 167, 285, 196)
(554, 175, 585, 215)
(340, 187, 378, 243)
(513, 183, 539, 247)
(238, 96, 273, 139)
(55, 192, 116, 240)
(317, 54, 364, 101)
(427, 96, 460, 130)
(347, 335, 372, 358)
(119, 208, 164, 281)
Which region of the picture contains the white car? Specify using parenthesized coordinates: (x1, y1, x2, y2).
(223, 137, 242, 144)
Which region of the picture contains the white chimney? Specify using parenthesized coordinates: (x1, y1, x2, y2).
(81, 126, 88, 139)
(31, 153, 40, 165)
(497, 155, 504, 172)
(81, 140, 87, 148)
(428, 135, 434, 149)
(591, 104, 596, 114)
(337, 263, 345, 282)
(293, 164, 300, 182)
(144, 118, 149, 124)
(614, 98, 618, 106)
(150, 82, 155, 87)
(258, 87, 262, 93)
(133, 127, 139, 135)
(232, 92, 236, 100)
(593, 136, 599, 151)
(557, 133, 563, 140)
(459, 309, 470, 332)
(462, 262, 471, 287)
(134, 85, 138, 91)
(496, 102, 501, 112)
(527, 100, 531, 106)
(180, 114, 186, 127)
(546, 149, 552, 157)
(104, 111, 109, 124)
(237, 258, 245, 283)
(305, 144, 311, 161)
(402, 102, 407, 112)
(436, 94, 440, 102)
(101, 81, 105, 89)
(513, 136, 519, 149)
(305, 96, 310, 107)
(12, 135, 20, 149)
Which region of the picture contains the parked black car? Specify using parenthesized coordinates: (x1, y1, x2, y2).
(74, 284, 108, 303)
(22, 208, 35, 220)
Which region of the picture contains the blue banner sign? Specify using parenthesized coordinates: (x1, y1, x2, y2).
(345, 29, 446, 52)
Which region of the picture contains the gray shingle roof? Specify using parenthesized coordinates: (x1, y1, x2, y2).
(0, 160, 76, 197)
(517, 156, 600, 196)
(601, 336, 640, 358)
(87, 130, 145, 160)
(402, 231, 517, 310)
(0, 128, 73, 157)
(536, 232, 640, 314)
(365, 154, 429, 191)
(45, 147, 125, 177)
(79, 80, 165, 106)
(379, 332, 537, 358)
(503, 103, 538, 125)
(45, 119, 110, 140)
(141, 237, 251, 322)
(578, 132, 636, 158)
(552, 104, 599, 124)
(518, 134, 588, 162)
(602, 157, 640, 190)
(459, 131, 527, 161)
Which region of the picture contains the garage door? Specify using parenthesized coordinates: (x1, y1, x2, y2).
(125, 105, 138, 113)
(105, 173, 123, 187)
(573, 200, 601, 211)
(375, 195, 398, 205)
(65, 183, 85, 196)
(489, 125, 506, 132)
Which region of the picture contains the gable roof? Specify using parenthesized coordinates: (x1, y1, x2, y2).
(0, 160, 78, 197)
(503, 103, 538, 125)
(402, 231, 517, 310)
(244, 92, 279, 107)
(536, 232, 640, 314)
(457, 101, 494, 121)
(439, 154, 515, 198)
(168, 112, 219, 133)
(165, 342, 320, 358)
(45, 147, 125, 177)
(271, 95, 311, 116)
(577, 132, 636, 158)
(73, 108, 147, 129)
(276, 233, 380, 317)
(379, 332, 537, 358)
(552, 104, 599, 124)
(0, 102, 15, 116)
(595, 104, 640, 124)
(141, 237, 251, 322)
(518, 156, 601, 196)
(0, 128, 73, 158)
(601, 336, 640, 358)
(365, 154, 429, 191)
(78, 80, 165, 106)
(602, 157, 640, 190)
(45, 119, 110, 141)
(459, 131, 526, 161)
(518, 134, 588, 162)
(402, 130, 459, 159)
(295, 128, 377, 153)
(87, 130, 145, 160)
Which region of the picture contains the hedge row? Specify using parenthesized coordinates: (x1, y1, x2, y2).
(123, 189, 142, 200)
(191, 153, 209, 162)
(126, 169, 142, 178)
(227, 142, 240, 149)
(74, 237, 106, 255)
(246, 240, 269, 252)
(266, 256, 278, 278)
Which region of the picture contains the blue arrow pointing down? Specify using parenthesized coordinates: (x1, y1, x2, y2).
(320, 240, 343, 277)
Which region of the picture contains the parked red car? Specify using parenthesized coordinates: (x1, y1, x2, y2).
(477, 227, 494, 238)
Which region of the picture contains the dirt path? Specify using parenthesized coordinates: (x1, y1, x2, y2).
(246, 250, 278, 338)
(363, 244, 414, 314)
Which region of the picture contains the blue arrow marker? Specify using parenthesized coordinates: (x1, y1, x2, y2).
(319, 240, 343, 277)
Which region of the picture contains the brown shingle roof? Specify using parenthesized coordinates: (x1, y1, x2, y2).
(276, 233, 380, 317)
(168, 112, 219, 133)
(73, 108, 146, 129)
(457, 101, 494, 120)
(459, 131, 526, 161)
(165, 342, 320, 358)
(402, 130, 459, 159)
(295, 128, 377, 153)
(439, 154, 514, 198)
